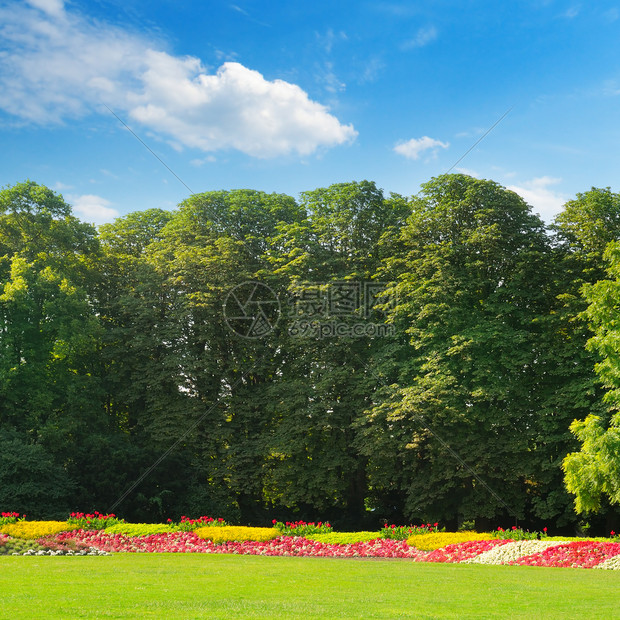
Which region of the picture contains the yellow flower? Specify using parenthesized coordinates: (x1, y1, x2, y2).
(407, 531, 493, 550)
(194, 526, 279, 543)
(0, 521, 77, 540)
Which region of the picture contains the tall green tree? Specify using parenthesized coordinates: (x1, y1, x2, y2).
(552, 188, 620, 528)
(563, 241, 620, 515)
(262, 181, 410, 526)
(359, 174, 560, 527)
(112, 190, 304, 522)
(0, 181, 107, 516)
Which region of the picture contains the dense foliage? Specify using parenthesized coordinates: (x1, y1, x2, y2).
(1, 176, 620, 533)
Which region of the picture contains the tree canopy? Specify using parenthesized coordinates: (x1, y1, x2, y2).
(1, 177, 620, 533)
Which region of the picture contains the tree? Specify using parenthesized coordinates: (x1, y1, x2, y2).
(563, 241, 620, 515)
(0, 181, 102, 437)
(261, 181, 410, 526)
(553, 187, 620, 279)
(359, 174, 560, 527)
(0, 181, 114, 516)
(552, 189, 620, 528)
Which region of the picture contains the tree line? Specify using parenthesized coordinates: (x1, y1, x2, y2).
(1, 176, 620, 534)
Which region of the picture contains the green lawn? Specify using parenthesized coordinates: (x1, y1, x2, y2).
(1, 553, 619, 619)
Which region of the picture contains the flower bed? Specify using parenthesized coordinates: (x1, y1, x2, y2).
(194, 526, 279, 543)
(103, 523, 179, 536)
(464, 540, 564, 565)
(4, 514, 620, 568)
(421, 539, 510, 563)
(595, 554, 620, 570)
(407, 531, 494, 550)
(305, 531, 381, 545)
(49, 530, 620, 568)
(514, 541, 620, 569)
(0, 521, 79, 539)
(54, 530, 429, 558)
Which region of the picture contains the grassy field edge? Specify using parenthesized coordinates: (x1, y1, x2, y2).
(1, 553, 619, 619)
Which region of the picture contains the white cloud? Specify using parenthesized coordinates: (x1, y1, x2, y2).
(455, 127, 485, 139)
(0, 1, 357, 158)
(507, 177, 568, 223)
(53, 181, 73, 191)
(394, 136, 449, 160)
(401, 26, 438, 50)
(454, 167, 480, 178)
(69, 194, 119, 225)
(190, 155, 217, 166)
(26, 0, 65, 17)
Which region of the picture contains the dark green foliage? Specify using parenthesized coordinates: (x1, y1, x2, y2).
(359, 175, 579, 526)
(2, 177, 620, 532)
(0, 430, 73, 518)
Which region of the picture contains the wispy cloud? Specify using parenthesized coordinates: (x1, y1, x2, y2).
(601, 78, 620, 96)
(454, 167, 480, 178)
(316, 61, 346, 93)
(359, 56, 385, 83)
(230, 4, 249, 16)
(26, 0, 64, 17)
(313, 29, 348, 94)
(455, 127, 485, 139)
(53, 181, 73, 191)
(371, 3, 421, 18)
(507, 176, 568, 222)
(394, 136, 449, 160)
(316, 28, 348, 54)
(401, 26, 438, 50)
(190, 155, 217, 166)
(0, 1, 356, 158)
(229, 3, 270, 27)
(562, 5, 581, 19)
(69, 194, 119, 225)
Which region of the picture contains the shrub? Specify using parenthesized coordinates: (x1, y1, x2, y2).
(305, 532, 381, 545)
(35, 535, 95, 553)
(407, 532, 493, 550)
(380, 523, 440, 540)
(0, 535, 44, 555)
(493, 526, 547, 541)
(272, 520, 332, 536)
(67, 512, 125, 531)
(0, 432, 73, 518)
(194, 526, 279, 544)
(168, 516, 228, 531)
(0, 521, 76, 540)
(0, 512, 25, 526)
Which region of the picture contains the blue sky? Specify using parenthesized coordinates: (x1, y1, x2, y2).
(1, 0, 619, 225)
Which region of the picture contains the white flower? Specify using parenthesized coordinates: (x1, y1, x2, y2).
(594, 555, 620, 570)
(464, 540, 568, 565)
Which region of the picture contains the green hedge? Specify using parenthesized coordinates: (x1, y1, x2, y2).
(304, 531, 381, 545)
(103, 523, 179, 536)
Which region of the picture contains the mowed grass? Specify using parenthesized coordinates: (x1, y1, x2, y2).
(1, 554, 619, 619)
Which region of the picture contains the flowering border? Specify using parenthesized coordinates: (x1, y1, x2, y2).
(34, 530, 620, 568)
